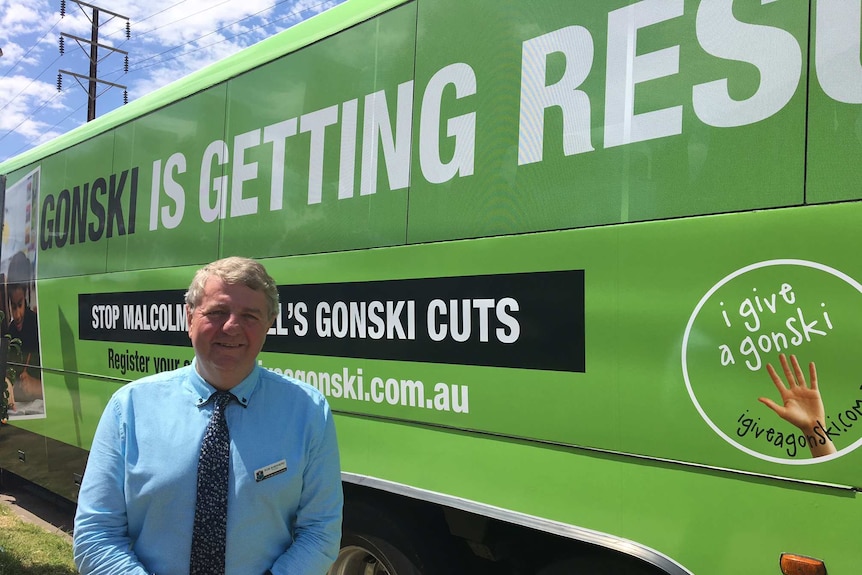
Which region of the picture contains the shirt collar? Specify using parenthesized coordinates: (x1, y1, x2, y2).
(187, 358, 258, 408)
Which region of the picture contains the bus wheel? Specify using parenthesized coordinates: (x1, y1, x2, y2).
(329, 535, 420, 575)
(329, 500, 464, 575)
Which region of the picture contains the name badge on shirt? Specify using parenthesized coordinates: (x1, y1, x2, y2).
(255, 459, 287, 482)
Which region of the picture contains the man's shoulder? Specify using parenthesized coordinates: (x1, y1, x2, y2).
(112, 364, 193, 401)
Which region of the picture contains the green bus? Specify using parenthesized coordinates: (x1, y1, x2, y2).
(1, 0, 859, 573)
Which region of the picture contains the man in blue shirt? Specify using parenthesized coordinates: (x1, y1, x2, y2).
(73, 257, 343, 575)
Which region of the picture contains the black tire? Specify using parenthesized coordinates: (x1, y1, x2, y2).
(329, 499, 466, 575)
(332, 533, 422, 575)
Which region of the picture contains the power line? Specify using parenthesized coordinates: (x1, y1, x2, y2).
(0, 90, 64, 144)
(116, 0, 330, 76)
(0, 54, 63, 116)
(0, 17, 64, 80)
(46, 100, 89, 135)
(57, 0, 130, 121)
(95, 0, 194, 65)
(132, 0, 234, 40)
(114, 0, 238, 71)
(1, 98, 88, 159)
(1, 0, 196, 134)
(106, 0, 191, 34)
(2, 0, 340, 160)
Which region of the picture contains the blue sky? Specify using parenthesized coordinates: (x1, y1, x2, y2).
(0, 0, 344, 164)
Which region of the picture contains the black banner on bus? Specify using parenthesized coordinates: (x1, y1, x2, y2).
(78, 270, 585, 372)
(80, 290, 189, 346)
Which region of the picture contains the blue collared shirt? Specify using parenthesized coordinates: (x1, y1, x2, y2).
(74, 361, 343, 575)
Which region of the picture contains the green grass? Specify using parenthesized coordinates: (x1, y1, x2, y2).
(0, 504, 76, 574)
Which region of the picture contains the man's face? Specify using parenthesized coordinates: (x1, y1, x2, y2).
(9, 287, 26, 330)
(187, 276, 271, 390)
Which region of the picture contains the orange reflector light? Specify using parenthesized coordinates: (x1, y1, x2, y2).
(779, 553, 827, 575)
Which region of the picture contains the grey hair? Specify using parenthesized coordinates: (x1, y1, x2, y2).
(185, 257, 279, 320)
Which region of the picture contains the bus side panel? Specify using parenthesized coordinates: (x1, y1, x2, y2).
(220, 3, 417, 259)
(37, 133, 116, 279)
(806, 1, 862, 203)
(337, 414, 862, 575)
(42, 201, 862, 487)
(407, 0, 808, 243)
(107, 85, 229, 273)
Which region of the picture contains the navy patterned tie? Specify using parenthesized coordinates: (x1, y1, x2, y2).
(190, 391, 234, 575)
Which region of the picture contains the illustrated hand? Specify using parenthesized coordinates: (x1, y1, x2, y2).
(759, 353, 836, 457)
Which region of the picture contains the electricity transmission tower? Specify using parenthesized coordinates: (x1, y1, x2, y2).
(57, 0, 130, 122)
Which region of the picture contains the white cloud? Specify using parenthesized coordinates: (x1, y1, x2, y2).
(0, 1, 48, 33)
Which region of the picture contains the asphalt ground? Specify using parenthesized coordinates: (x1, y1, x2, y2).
(0, 471, 75, 543)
